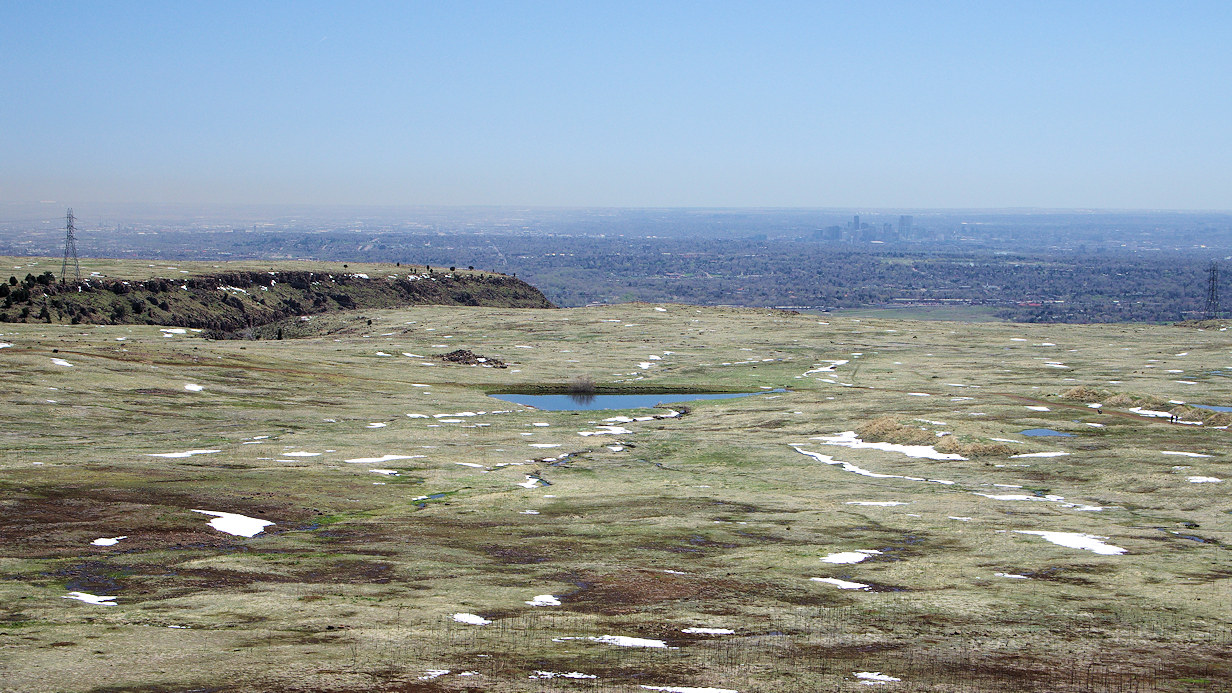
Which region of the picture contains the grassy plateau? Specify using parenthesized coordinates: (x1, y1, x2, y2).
(0, 257, 1229, 692)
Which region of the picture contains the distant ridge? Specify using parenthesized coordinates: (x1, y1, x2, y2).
(0, 265, 553, 331)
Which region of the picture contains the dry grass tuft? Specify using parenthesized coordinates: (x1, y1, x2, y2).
(1059, 386, 1108, 402)
(935, 438, 1018, 457)
(856, 417, 937, 445)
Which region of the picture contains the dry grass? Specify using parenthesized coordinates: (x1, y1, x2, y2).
(854, 416, 937, 445)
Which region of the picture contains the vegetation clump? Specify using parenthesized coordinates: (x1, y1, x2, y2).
(855, 417, 938, 445)
(436, 349, 506, 368)
(1059, 385, 1110, 402)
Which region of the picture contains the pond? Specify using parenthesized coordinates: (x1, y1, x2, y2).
(1194, 404, 1232, 413)
(489, 389, 787, 411)
(1019, 428, 1075, 437)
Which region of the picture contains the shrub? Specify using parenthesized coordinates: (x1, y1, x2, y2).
(569, 375, 597, 394)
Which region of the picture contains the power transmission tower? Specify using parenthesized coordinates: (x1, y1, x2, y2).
(61, 208, 81, 284)
(1205, 261, 1220, 319)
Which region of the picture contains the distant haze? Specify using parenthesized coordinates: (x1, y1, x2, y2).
(2, 2, 1229, 210)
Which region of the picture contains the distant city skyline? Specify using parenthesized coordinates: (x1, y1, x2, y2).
(3, 2, 1230, 211)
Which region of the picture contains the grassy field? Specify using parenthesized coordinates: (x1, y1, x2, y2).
(1, 262, 1230, 691)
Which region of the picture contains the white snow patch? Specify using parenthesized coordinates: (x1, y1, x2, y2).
(995, 572, 1030, 579)
(370, 469, 399, 475)
(804, 360, 848, 375)
(282, 451, 320, 457)
(814, 431, 965, 461)
(532, 671, 598, 679)
(989, 438, 1023, 444)
(588, 635, 669, 648)
(148, 449, 220, 458)
(419, 670, 450, 680)
(811, 577, 871, 590)
(1188, 476, 1222, 483)
(64, 591, 116, 605)
(906, 392, 930, 397)
(579, 425, 632, 436)
(452, 613, 491, 625)
(821, 549, 882, 564)
(345, 454, 422, 464)
(1129, 407, 1171, 418)
(854, 671, 901, 684)
(641, 687, 737, 693)
(91, 536, 127, 546)
(845, 501, 909, 507)
(1025, 405, 1050, 412)
(366, 422, 387, 428)
(681, 627, 735, 635)
(525, 594, 561, 606)
(184, 383, 204, 392)
(949, 516, 973, 522)
(191, 510, 273, 537)
(1162, 451, 1211, 458)
(1013, 530, 1126, 555)
(792, 446, 955, 485)
(51, 358, 73, 367)
(1010, 451, 1070, 458)
(529, 443, 561, 448)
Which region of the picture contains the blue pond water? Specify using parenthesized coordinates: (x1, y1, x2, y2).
(489, 389, 786, 411)
(1194, 404, 1232, 413)
(1020, 428, 1075, 437)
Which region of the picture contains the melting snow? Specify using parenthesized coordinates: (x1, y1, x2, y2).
(191, 510, 273, 537)
(1025, 406, 1050, 412)
(846, 501, 909, 507)
(641, 687, 738, 693)
(148, 449, 220, 458)
(1188, 476, 1222, 483)
(811, 577, 871, 590)
(587, 635, 669, 648)
(419, 670, 450, 680)
(345, 454, 422, 464)
(184, 384, 204, 392)
(1013, 530, 1126, 555)
(821, 549, 882, 564)
(813, 431, 965, 460)
(682, 627, 735, 635)
(1129, 407, 1171, 418)
(1161, 451, 1211, 458)
(51, 358, 73, 367)
(579, 425, 632, 436)
(854, 671, 901, 685)
(452, 613, 491, 625)
(1009, 451, 1070, 458)
(525, 594, 561, 606)
(91, 536, 127, 546)
(533, 671, 598, 679)
(792, 446, 954, 485)
(995, 572, 1030, 579)
(63, 591, 116, 605)
(366, 422, 387, 428)
(282, 451, 320, 457)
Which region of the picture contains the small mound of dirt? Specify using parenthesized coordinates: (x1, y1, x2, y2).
(435, 349, 506, 368)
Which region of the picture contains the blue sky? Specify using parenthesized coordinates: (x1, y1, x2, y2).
(2, 1, 1229, 209)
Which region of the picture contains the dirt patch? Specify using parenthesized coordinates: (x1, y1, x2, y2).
(435, 349, 506, 368)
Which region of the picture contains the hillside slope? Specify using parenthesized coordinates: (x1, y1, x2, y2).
(0, 265, 553, 330)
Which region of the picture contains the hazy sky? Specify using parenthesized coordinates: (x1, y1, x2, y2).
(3, 2, 1230, 210)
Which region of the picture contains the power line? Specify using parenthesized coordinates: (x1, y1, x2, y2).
(61, 208, 81, 284)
